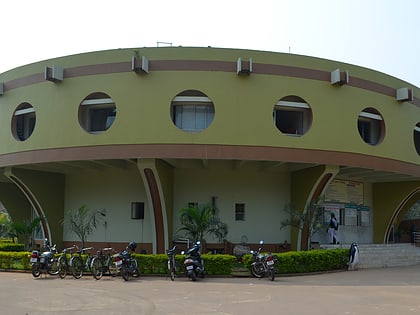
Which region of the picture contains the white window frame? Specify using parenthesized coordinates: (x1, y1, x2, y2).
(80, 98, 116, 133)
(172, 96, 214, 132)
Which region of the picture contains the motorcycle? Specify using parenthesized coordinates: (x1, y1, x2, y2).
(182, 241, 204, 281)
(113, 241, 139, 281)
(30, 239, 59, 278)
(250, 240, 277, 281)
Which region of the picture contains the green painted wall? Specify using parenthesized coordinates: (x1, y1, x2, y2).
(0, 47, 418, 165)
(10, 168, 65, 246)
(290, 165, 328, 250)
(372, 181, 420, 243)
(0, 182, 32, 223)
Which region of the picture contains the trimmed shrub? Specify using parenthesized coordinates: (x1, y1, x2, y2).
(0, 251, 31, 270)
(0, 249, 348, 275)
(133, 253, 236, 275)
(242, 248, 348, 274)
(0, 243, 25, 252)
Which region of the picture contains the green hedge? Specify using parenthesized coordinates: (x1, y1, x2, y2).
(0, 249, 348, 275)
(242, 248, 348, 274)
(0, 252, 31, 270)
(0, 243, 25, 252)
(133, 253, 237, 275)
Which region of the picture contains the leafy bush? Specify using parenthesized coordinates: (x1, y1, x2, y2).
(133, 253, 236, 275)
(242, 248, 348, 274)
(0, 249, 348, 275)
(0, 242, 25, 252)
(201, 254, 236, 275)
(0, 251, 31, 270)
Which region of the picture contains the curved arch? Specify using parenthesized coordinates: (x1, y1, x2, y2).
(143, 168, 165, 253)
(300, 172, 336, 250)
(385, 187, 420, 243)
(4, 168, 51, 242)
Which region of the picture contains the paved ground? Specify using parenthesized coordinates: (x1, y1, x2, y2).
(2, 265, 420, 315)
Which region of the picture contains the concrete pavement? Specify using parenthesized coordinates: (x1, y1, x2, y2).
(1, 265, 420, 314)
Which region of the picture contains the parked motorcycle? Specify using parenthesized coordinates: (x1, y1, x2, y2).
(113, 242, 139, 281)
(182, 241, 204, 281)
(250, 240, 277, 281)
(30, 239, 59, 278)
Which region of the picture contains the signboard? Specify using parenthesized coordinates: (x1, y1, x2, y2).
(344, 204, 358, 226)
(360, 207, 370, 226)
(325, 179, 364, 205)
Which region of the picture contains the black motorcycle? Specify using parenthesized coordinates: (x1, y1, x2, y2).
(250, 240, 277, 281)
(113, 242, 139, 281)
(30, 239, 59, 278)
(182, 241, 204, 281)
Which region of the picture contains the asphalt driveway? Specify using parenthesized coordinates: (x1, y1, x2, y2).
(1, 265, 420, 314)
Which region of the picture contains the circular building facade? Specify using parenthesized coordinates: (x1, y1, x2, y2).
(0, 47, 419, 252)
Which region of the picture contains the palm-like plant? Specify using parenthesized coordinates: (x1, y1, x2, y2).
(280, 196, 325, 250)
(62, 205, 106, 248)
(178, 204, 228, 243)
(10, 217, 42, 250)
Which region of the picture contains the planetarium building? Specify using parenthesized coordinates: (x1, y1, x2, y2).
(0, 47, 419, 253)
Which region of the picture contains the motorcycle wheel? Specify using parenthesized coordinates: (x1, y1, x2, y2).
(71, 256, 83, 279)
(269, 268, 275, 281)
(31, 264, 41, 278)
(122, 267, 130, 281)
(251, 263, 264, 278)
(58, 256, 67, 279)
(91, 257, 103, 280)
(48, 258, 60, 275)
(131, 260, 139, 278)
(190, 271, 197, 281)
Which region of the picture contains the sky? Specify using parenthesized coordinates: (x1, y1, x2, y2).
(1, 0, 419, 87)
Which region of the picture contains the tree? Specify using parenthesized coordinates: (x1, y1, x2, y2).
(280, 196, 325, 250)
(178, 204, 228, 243)
(10, 217, 42, 251)
(0, 212, 12, 239)
(62, 205, 106, 248)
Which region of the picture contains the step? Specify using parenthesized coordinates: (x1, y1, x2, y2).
(321, 243, 420, 269)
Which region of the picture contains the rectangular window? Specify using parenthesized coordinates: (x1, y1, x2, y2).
(16, 112, 35, 140)
(188, 202, 198, 208)
(89, 107, 116, 132)
(174, 104, 214, 131)
(235, 203, 245, 221)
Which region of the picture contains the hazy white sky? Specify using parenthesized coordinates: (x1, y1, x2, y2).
(2, 0, 419, 87)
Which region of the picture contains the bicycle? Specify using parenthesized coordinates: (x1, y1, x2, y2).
(166, 245, 177, 281)
(90, 247, 118, 280)
(57, 245, 77, 279)
(70, 246, 94, 279)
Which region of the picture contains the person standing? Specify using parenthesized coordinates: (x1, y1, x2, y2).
(328, 213, 339, 244)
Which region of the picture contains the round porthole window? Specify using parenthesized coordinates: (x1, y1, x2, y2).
(273, 95, 312, 136)
(78, 92, 117, 134)
(12, 102, 36, 141)
(414, 122, 420, 156)
(170, 90, 215, 133)
(357, 107, 385, 145)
